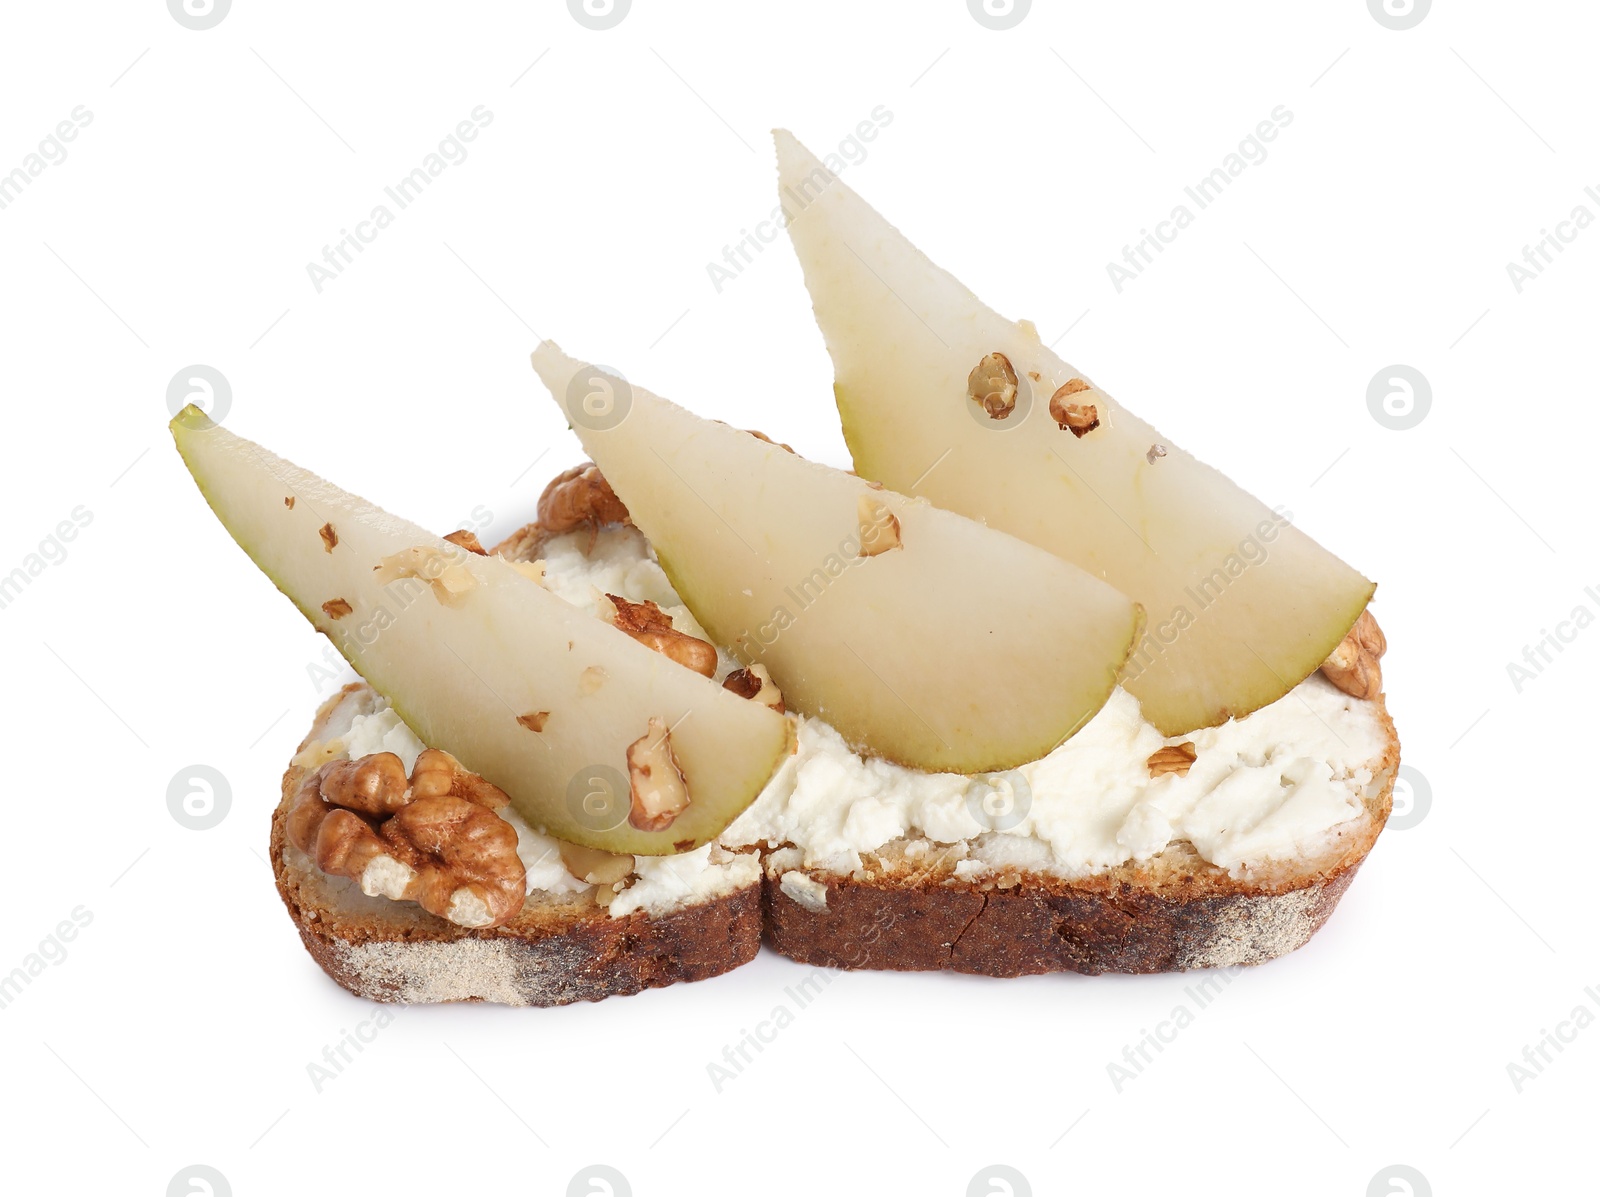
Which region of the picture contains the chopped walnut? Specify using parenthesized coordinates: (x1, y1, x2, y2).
(1049, 379, 1100, 437)
(857, 494, 902, 557)
(1321, 609, 1386, 700)
(967, 352, 1019, 419)
(321, 598, 353, 620)
(284, 497, 295, 510)
(604, 594, 718, 677)
(516, 711, 549, 733)
(319, 523, 338, 552)
(443, 529, 488, 556)
(558, 841, 634, 886)
(626, 717, 690, 832)
(535, 463, 630, 552)
(1147, 742, 1197, 778)
(723, 663, 785, 712)
(374, 545, 478, 606)
(1146, 444, 1168, 464)
(408, 747, 510, 810)
(381, 796, 526, 928)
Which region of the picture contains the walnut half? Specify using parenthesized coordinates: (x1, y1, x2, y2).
(1320, 609, 1386, 700)
(381, 796, 525, 929)
(287, 750, 526, 928)
(537, 463, 630, 541)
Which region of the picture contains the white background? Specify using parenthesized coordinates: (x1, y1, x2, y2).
(2, 1, 1594, 1194)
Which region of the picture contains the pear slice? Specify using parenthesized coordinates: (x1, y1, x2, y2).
(532, 343, 1141, 773)
(169, 406, 789, 855)
(774, 130, 1374, 735)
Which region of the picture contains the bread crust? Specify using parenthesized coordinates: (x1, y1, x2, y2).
(276, 508, 1401, 995)
(762, 693, 1399, 976)
(270, 685, 761, 1006)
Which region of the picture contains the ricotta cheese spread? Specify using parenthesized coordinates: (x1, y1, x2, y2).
(308, 521, 1389, 921)
(317, 684, 758, 918)
(549, 527, 1392, 882)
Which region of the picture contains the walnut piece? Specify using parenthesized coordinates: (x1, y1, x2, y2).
(857, 494, 902, 557)
(626, 717, 691, 832)
(319, 752, 410, 816)
(443, 529, 488, 556)
(1145, 444, 1168, 464)
(381, 796, 525, 929)
(516, 711, 549, 733)
(1320, 609, 1386, 700)
(321, 598, 353, 620)
(374, 545, 478, 606)
(723, 663, 785, 712)
(284, 497, 295, 509)
(604, 593, 718, 677)
(287, 751, 525, 928)
(967, 352, 1019, 419)
(1147, 742, 1197, 778)
(408, 747, 510, 810)
(558, 841, 635, 886)
(1049, 379, 1100, 437)
(319, 523, 338, 552)
(536, 463, 630, 546)
(286, 771, 414, 902)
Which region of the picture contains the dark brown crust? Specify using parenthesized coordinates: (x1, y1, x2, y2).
(270, 685, 760, 1007)
(764, 692, 1399, 977)
(762, 859, 1364, 976)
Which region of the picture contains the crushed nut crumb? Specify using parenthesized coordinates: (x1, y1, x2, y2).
(321, 598, 353, 620)
(967, 352, 1019, 419)
(1147, 742, 1198, 778)
(723, 663, 785, 712)
(1049, 380, 1100, 437)
(319, 523, 338, 552)
(626, 716, 690, 832)
(857, 493, 902, 557)
(443, 529, 488, 556)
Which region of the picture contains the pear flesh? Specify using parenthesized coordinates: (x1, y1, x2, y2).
(533, 343, 1141, 774)
(170, 406, 790, 855)
(774, 130, 1374, 735)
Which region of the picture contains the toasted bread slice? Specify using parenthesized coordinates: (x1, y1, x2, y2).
(274, 484, 1398, 1004)
(272, 685, 761, 1006)
(755, 689, 1397, 976)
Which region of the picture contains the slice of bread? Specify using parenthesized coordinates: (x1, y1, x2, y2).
(271, 685, 761, 1007)
(272, 484, 1399, 1004)
(756, 690, 1397, 976)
